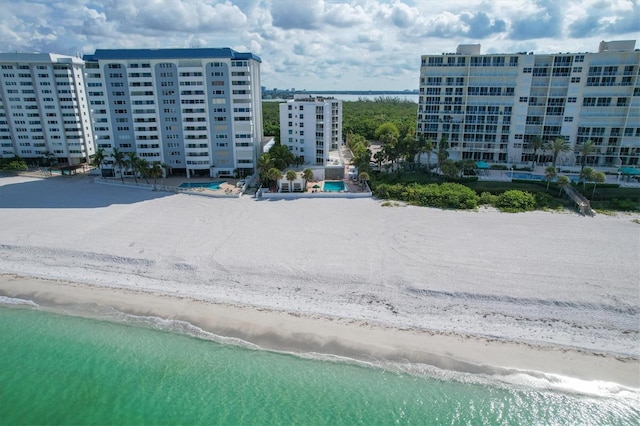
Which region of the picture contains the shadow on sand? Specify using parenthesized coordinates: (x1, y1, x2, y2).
(0, 174, 173, 209)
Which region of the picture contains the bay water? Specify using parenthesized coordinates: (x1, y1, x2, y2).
(1, 301, 637, 425)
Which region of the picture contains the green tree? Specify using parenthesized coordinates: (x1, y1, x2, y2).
(149, 162, 166, 190)
(399, 131, 417, 170)
(578, 139, 595, 171)
(285, 170, 297, 192)
(257, 153, 274, 185)
(268, 143, 295, 170)
(358, 171, 370, 190)
(437, 136, 449, 171)
(544, 165, 557, 190)
(440, 159, 459, 180)
(545, 137, 570, 168)
(579, 167, 594, 189)
(557, 175, 571, 195)
(111, 147, 126, 183)
(137, 158, 151, 184)
(91, 148, 106, 177)
(302, 168, 314, 185)
(591, 171, 606, 199)
(42, 150, 56, 167)
(126, 152, 140, 184)
(380, 131, 400, 171)
(459, 159, 477, 176)
(424, 137, 434, 173)
(374, 122, 400, 141)
(373, 150, 386, 170)
(528, 135, 543, 168)
(267, 167, 282, 192)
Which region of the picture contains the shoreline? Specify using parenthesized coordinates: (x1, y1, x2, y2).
(1, 273, 638, 388)
(1, 175, 639, 390)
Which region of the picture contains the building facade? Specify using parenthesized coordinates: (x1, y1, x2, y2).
(0, 53, 95, 165)
(279, 97, 342, 166)
(83, 48, 263, 178)
(417, 41, 640, 167)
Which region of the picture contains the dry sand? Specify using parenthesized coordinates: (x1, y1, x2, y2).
(0, 174, 638, 387)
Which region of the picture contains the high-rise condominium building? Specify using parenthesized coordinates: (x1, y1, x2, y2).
(0, 53, 95, 165)
(418, 40, 640, 167)
(83, 48, 263, 178)
(279, 97, 342, 166)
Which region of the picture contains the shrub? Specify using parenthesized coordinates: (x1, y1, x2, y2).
(374, 182, 478, 209)
(609, 198, 640, 212)
(534, 192, 553, 209)
(479, 191, 498, 205)
(495, 190, 536, 212)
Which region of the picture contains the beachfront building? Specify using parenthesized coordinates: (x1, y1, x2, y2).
(0, 53, 95, 165)
(417, 40, 640, 167)
(83, 48, 263, 178)
(279, 97, 343, 166)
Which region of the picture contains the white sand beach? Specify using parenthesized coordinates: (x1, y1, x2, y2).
(1, 174, 639, 387)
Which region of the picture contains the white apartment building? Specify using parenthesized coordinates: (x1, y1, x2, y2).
(418, 40, 640, 167)
(279, 97, 342, 166)
(0, 53, 95, 165)
(83, 48, 263, 178)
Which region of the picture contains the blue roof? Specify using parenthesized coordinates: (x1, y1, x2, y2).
(83, 48, 261, 63)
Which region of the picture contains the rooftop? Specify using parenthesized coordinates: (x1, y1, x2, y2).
(83, 48, 261, 63)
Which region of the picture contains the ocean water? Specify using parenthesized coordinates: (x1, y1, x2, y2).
(1, 301, 638, 425)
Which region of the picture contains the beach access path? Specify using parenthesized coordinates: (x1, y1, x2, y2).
(0, 174, 638, 387)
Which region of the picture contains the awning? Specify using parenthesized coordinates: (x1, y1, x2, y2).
(475, 161, 490, 169)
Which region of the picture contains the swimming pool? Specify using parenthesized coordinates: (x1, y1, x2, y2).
(507, 173, 581, 182)
(179, 181, 225, 190)
(323, 181, 346, 192)
(506, 172, 544, 181)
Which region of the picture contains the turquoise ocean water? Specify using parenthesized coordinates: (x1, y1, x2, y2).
(1, 301, 638, 425)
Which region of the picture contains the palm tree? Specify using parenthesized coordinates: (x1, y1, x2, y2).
(285, 170, 297, 192)
(545, 137, 570, 169)
(373, 150, 385, 170)
(302, 168, 314, 187)
(424, 137, 434, 174)
(557, 175, 571, 195)
(126, 152, 140, 184)
(579, 167, 594, 189)
(266, 167, 282, 192)
(358, 171, 370, 190)
(137, 158, 151, 184)
(578, 139, 595, 171)
(91, 148, 106, 178)
(437, 136, 449, 173)
(257, 153, 274, 186)
(111, 147, 126, 183)
(591, 171, 605, 199)
(149, 162, 166, 191)
(528, 135, 543, 169)
(544, 165, 557, 190)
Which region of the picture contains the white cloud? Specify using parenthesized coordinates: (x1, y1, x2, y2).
(0, 0, 637, 90)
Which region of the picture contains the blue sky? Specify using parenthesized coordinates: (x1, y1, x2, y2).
(2, 0, 638, 91)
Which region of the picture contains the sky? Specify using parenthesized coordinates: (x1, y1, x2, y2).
(1, 0, 639, 91)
